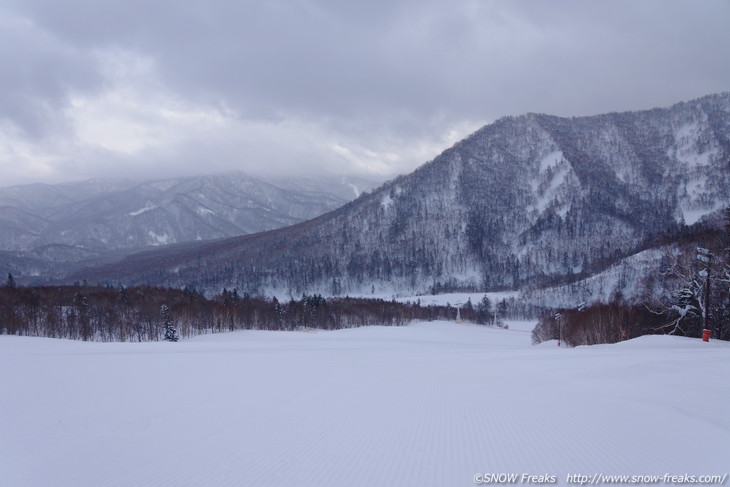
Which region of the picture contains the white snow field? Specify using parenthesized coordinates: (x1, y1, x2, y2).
(1, 322, 728, 487)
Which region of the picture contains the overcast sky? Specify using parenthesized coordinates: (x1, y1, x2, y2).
(1, 0, 729, 187)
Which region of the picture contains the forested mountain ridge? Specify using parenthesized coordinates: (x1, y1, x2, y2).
(70, 93, 730, 296)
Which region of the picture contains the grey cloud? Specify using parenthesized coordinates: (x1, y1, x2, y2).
(11, 1, 730, 118)
(0, 13, 101, 138)
(1, 0, 730, 186)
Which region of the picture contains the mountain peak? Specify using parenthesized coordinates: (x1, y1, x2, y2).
(61, 93, 729, 296)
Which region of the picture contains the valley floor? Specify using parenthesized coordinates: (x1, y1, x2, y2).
(1, 321, 728, 487)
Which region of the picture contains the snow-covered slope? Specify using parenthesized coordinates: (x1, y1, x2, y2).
(72, 93, 730, 295)
(1, 322, 727, 487)
(518, 246, 677, 309)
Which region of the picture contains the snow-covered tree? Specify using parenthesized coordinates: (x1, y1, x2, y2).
(664, 286, 702, 336)
(647, 243, 728, 339)
(160, 304, 178, 342)
(476, 296, 493, 325)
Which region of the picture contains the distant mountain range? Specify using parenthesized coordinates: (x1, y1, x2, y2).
(62, 93, 729, 297)
(0, 173, 378, 281)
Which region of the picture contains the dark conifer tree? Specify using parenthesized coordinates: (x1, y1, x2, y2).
(161, 304, 178, 342)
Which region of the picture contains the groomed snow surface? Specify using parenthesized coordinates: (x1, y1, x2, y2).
(2, 322, 728, 487)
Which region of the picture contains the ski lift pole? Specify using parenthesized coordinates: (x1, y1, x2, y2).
(697, 248, 713, 342)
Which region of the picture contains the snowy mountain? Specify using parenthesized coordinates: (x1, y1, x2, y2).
(0, 173, 376, 252)
(0, 173, 377, 280)
(64, 93, 730, 294)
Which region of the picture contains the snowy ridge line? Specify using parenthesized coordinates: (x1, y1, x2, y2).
(517, 247, 673, 309)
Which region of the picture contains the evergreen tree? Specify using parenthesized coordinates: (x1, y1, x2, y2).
(160, 304, 179, 342)
(497, 299, 508, 319)
(476, 296, 493, 325)
(6, 273, 16, 289)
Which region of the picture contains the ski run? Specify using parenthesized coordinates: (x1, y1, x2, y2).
(1, 320, 728, 487)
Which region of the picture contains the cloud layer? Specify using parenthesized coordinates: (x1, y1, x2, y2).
(2, 0, 729, 186)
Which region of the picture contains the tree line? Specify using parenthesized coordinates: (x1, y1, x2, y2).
(0, 283, 466, 342)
